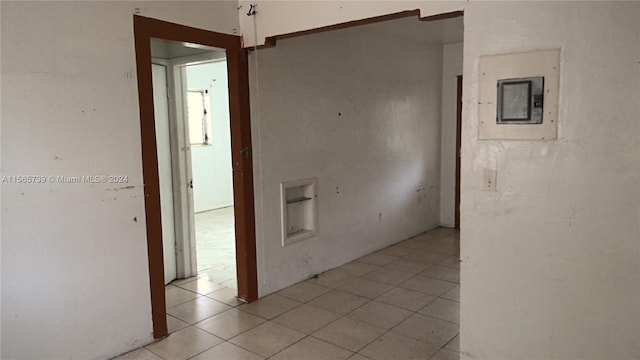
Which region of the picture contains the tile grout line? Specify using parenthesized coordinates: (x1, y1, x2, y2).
(146, 228, 459, 360)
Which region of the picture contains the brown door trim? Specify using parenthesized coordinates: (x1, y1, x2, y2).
(455, 75, 462, 229)
(133, 15, 258, 339)
(260, 10, 463, 49)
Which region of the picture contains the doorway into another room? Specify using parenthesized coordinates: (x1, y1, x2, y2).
(185, 61, 237, 289)
(135, 15, 258, 339)
(151, 41, 238, 289)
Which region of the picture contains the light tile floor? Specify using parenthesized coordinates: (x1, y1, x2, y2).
(116, 227, 460, 360)
(194, 206, 237, 289)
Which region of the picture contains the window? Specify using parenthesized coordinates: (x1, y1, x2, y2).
(186, 90, 212, 145)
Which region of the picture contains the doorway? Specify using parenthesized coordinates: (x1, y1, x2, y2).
(185, 60, 238, 288)
(134, 15, 257, 339)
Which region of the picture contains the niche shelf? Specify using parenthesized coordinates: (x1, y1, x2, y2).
(281, 178, 317, 246)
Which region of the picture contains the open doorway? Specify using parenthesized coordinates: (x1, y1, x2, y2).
(150, 41, 234, 286)
(185, 61, 237, 289)
(155, 56, 239, 287)
(134, 15, 257, 339)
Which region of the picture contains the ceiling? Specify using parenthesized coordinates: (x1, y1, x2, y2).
(150, 39, 225, 60)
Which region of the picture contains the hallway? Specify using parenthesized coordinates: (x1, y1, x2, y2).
(116, 227, 460, 360)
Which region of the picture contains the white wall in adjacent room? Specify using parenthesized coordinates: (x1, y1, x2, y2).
(187, 61, 235, 213)
(249, 17, 444, 295)
(440, 42, 463, 227)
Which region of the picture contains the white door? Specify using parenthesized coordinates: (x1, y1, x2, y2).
(152, 63, 177, 284)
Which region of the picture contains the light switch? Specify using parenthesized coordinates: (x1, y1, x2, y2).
(483, 169, 497, 191)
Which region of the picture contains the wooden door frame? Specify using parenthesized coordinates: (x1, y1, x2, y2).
(133, 15, 258, 339)
(455, 75, 462, 229)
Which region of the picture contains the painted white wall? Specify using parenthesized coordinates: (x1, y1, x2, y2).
(3, 1, 639, 359)
(0, 1, 239, 359)
(242, 1, 640, 358)
(186, 61, 235, 213)
(439, 42, 463, 227)
(250, 19, 444, 295)
(238, 0, 464, 47)
(460, 2, 640, 359)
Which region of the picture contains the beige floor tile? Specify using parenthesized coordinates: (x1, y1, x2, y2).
(445, 335, 459, 352)
(167, 297, 232, 324)
(308, 290, 369, 315)
(393, 313, 458, 345)
(384, 259, 433, 274)
(431, 349, 459, 360)
(399, 275, 456, 296)
(364, 268, 415, 285)
(441, 285, 460, 303)
(167, 314, 189, 333)
(397, 237, 431, 250)
(195, 308, 265, 340)
(349, 354, 374, 360)
(156, 228, 460, 360)
(438, 256, 460, 270)
(375, 287, 436, 311)
(423, 227, 457, 237)
(411, 231, 445, 242)
(165, 285, 200, 308)
(238, 294, 300, 319)
(171, 277, 198, 286)
(313, 317, 385, 352)
(356, 253, 399, 266)
(194, 207, 236, 278)
(277, 281, 331, 303)
(423, 243, 459, 256)
(336, 278, 393, 299)
(145, 326, 223, 360)
(273, 304, 341, 334)
(113, 347, 164, 360)
(190, 341, 264, 360)
(419, 298, 460, 324)
(271, 337, 353, 360)
(175, 278, 224, 295)
(359, 331, 441, 360)
(338, 262, 380, 277)
(375, 244, 414, 257)
(347, 301, 412, 330)
(221, 278, 239, 290)
(431, 234, 459, 246)
(422, 265, 460, 283)
(206, 286, 244, 306)
(228, 322, 306, 357)
(403, 250, 449, 265)
(200, 268, 236, 286)
(307, 269, 358, 289)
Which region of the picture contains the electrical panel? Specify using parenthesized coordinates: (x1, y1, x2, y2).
(479, 49, 560, 140)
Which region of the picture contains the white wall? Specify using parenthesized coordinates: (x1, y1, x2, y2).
(187, 61, 235, 213)
(250, 19, 444, 295)
(0, 2, 239, 359)
(241, 1, 640, 358)
(238, 0, 464, 47)
(439, 42, 463, 227)
(3, 2, 638, 359)
(460, 3, 640, 359)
